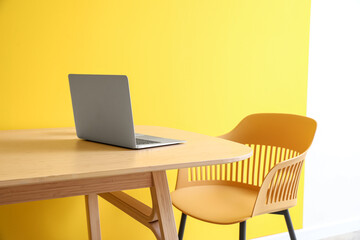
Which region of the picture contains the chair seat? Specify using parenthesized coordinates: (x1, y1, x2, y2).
(171, 184, 259, 224)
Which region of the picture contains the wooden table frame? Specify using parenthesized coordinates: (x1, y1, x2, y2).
(0, 127, 252, 240)
(0, 171, 176, 240)
(98, 171, 176, 240)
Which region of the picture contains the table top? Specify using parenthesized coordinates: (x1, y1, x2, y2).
(0, 126, 252, 188)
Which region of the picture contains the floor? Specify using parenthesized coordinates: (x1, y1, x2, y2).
(322, 231, 360, 240)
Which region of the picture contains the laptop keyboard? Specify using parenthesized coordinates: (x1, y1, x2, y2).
(136, 138, 160, 145)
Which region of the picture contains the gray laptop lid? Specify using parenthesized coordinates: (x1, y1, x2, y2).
(69, 74, 136, 148)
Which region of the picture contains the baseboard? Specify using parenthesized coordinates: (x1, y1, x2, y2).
(253, 218, 360, 240)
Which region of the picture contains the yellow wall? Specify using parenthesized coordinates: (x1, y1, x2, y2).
(0, 0, 311, 239)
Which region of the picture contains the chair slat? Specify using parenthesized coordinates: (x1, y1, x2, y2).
(287, 162, 300, 200)
(262, 146, 269, 185)
(236, 161, 239, 182)
(274, 168, 285, 202)
(270, 170, 281, 203)
(279, 147, 283, 164)
(292, 161, 304, 199)
(279, 166, 290, 201)
(252, 145, 257, 185)
(282, 165, 295, 201)
(290, 162, 301, 199)
(241, 160, 245, 183)
(224, 163, 228, 180)
(292, 162, 302, 199)
(268, 146, 273, 173)
(257, 145, 262, 186)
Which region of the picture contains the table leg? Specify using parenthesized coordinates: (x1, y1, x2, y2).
(98, 171, 177, 240)
(151, 171, 178, 240)
(85, 194, 101, 240)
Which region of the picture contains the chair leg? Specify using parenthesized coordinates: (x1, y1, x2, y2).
(270, 209, 297, 240)
(239, 221, 246, 240)
(178, 213, 187, 240)
(283, 210, 296, 240)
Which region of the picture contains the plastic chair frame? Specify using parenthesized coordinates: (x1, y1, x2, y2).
(173, 113, 317, 240)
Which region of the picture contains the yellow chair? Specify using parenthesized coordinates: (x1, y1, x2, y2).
(171, 113, 317, 240)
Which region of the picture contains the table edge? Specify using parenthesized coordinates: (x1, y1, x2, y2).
(0, 152, 252, 188)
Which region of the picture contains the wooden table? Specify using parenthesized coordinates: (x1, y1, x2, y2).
(0, 126, 252, 240)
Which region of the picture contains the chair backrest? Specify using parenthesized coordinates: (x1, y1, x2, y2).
(220, 113, 316, 153)
(175, 113, 317, 203)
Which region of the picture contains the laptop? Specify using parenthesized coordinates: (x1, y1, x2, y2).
(68, 74, 185, 149)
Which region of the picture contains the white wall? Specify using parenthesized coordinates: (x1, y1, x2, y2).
(258, 0, 360, 239)
(304, 0, 360, 237)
